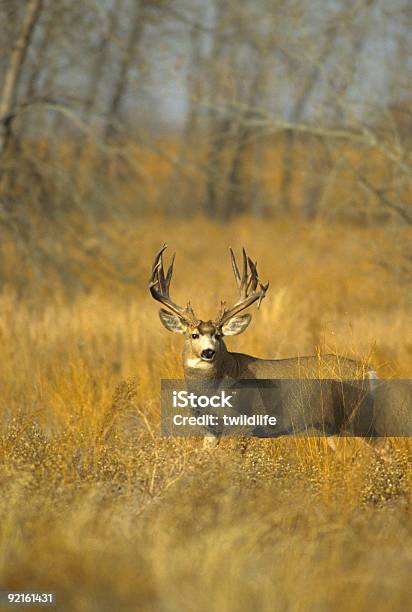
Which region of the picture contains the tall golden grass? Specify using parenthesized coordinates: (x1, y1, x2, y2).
(0, 215, 411, 611)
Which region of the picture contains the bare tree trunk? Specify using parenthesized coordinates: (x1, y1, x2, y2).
(104, 0, 146, 142)
(0, 0, 43, 157)
(184, 23, 203, 141)
(73, 6, 120, 166)
(302, 0, 376, 219)
(163, 21, 204, 216)
(224, 66, 265, 219)
(84, 7, 120, 120)
(204, 2, 229, 218)
(23, 3, 57, 101)
(278, 23, 340, 213)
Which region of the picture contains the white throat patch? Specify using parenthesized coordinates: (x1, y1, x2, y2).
(186, 357, 214, 369)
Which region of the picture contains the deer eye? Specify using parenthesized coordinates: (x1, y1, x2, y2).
(191, 333, 199, 339)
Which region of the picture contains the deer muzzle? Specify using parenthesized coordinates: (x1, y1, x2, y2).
(201, 349, 216, 361)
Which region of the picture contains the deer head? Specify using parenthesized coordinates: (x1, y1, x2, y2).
(149, 244, 269, 372)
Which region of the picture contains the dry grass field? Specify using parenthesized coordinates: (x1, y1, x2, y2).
(0, 216, 411, 611)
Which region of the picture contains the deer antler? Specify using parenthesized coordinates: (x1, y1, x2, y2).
(214, 247, 269, 327)
(149, 244, 199, 326)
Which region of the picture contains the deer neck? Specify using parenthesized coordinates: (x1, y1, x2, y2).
(183, 346, 239, 380)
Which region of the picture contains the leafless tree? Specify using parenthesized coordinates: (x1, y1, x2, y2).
(0, 0, 43, 158)
(0, 0, 409, 225)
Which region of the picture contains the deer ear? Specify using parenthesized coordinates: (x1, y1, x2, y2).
(159, 309, 187, 333)
(221, 313, 252, 336)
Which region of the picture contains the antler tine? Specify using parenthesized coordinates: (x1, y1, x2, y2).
(158, 250, 175, 297)
(158, 254, 168, 295)
(165, 252, 175, 290)
(149, 245, 198, 325)
(229, 247, 241, 287)
(257, 281, 270, 309)
(215, 299, 226, 322)
(151, 243, 167, 274)
(247, 257, 258, 293)
(214, 247, 269, 327)
(240, 247, 248, 297)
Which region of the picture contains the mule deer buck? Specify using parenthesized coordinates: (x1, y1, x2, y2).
(150, 244, 378, 445)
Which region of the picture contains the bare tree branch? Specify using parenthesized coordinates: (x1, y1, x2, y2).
(0, 0, 43, 156)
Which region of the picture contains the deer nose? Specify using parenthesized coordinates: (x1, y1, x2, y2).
(201, 349, 216, 360)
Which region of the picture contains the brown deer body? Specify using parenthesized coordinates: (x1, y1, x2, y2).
(149, 245, 378, 442)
